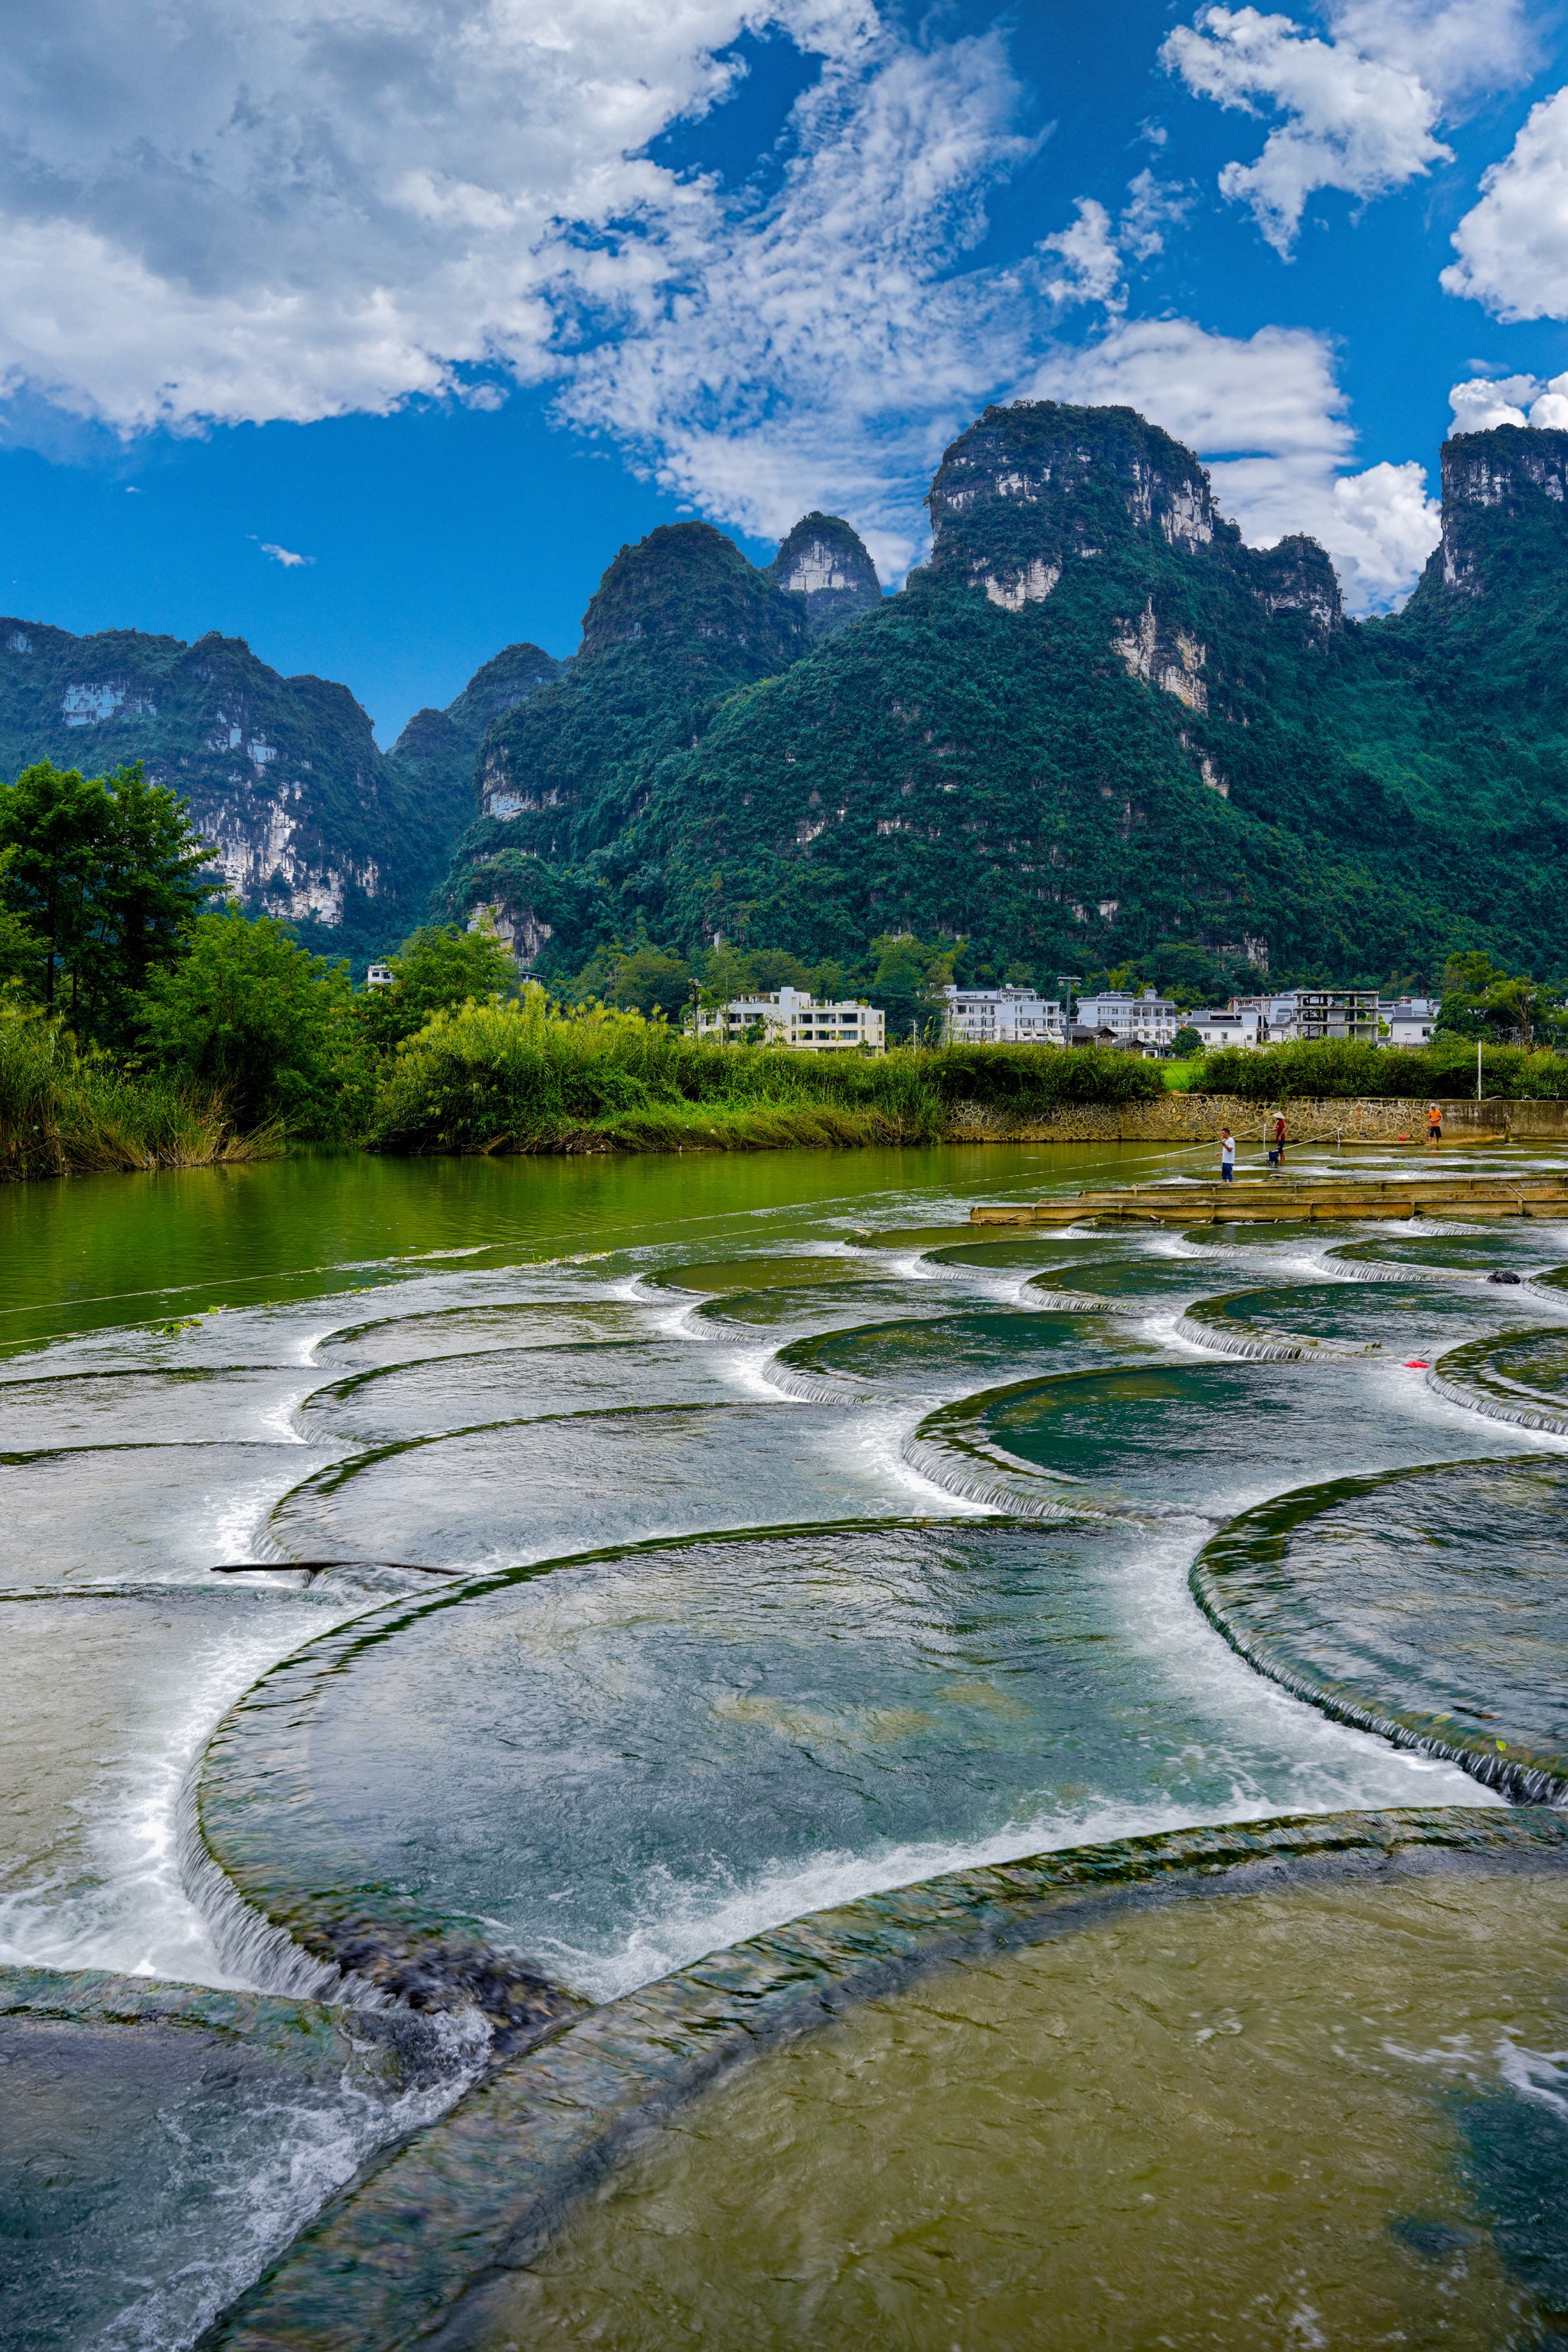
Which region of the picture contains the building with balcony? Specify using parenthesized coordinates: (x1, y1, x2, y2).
(1291, 988, 1380, 1042)
(694, 986, 884, 1052)
(942, 985, 1063, 1044)
(1073, 988, 1183, 1049)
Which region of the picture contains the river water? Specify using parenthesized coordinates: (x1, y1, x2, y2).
(4, 1137, 1567, 2348)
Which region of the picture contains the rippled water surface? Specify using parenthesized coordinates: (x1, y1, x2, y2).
(488, 1870, 1568, 2352)
(3, 1142, 1566, 2347)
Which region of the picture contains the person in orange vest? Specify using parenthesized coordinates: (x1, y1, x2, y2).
(1427, 1102, 1442, 1145)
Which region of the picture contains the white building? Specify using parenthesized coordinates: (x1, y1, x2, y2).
(942, 985, 1063, 1045)
(1185, 1005, 1269, 1050)
(1230, 991, 1296, 1038)
(365, 963, 395, 988)
(1379, 995, 1438, 1047)
(694, 985, 884, 1053)
(1074, 988, 1182, 1050)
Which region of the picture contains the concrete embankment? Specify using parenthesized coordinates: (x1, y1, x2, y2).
(942, 1095, 1568, 1148)
(972, 1171, 1568, 1227)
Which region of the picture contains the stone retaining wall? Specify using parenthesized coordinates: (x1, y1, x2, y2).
(944, 1095, 1568, 1145)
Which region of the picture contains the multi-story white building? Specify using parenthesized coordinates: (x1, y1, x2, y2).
(1379, 995, 1439, 1047)
(694, 986, 885, 1053)
(1074, 988, 1183, 1050)
(1185, 1005, 1269, 1050)
(942, 985, 1063, 1045)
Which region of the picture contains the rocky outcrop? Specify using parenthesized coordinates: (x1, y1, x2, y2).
(1112, 599, 1209, 712)
(927, 401, 1226, 607)
(768, 513, 882, 639)
(1417, 423, 1568, 599)
(1247, 535, 1344, 636)
(0, 620, 449, 952)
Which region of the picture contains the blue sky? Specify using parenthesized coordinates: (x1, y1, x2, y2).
(1, 0, 1565, 743)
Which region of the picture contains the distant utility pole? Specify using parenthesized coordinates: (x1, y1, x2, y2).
(1058, 975, 1081, 1050)
(1477, 1037, 1483, 1102)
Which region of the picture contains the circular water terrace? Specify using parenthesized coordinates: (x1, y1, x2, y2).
(9, 1166, 1568, 2348)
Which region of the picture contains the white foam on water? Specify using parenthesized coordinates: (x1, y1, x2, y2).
(0, 1606, 338, 1987)
(92, 2011, 488, 2352)
(1102, 1521, 1501, 1816)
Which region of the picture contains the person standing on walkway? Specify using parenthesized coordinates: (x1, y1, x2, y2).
(1220, 1128, 1236, 1184)
(1270, 1110, 1286, 1168)
(1427, 1102, 1442, 1145)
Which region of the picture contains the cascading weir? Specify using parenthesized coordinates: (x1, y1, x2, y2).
(1192, 1453, 1568, 1800)
(204, 1808, 1568, 2352)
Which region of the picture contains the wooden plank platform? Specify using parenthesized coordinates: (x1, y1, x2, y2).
(971, 1175, 1568, 1227)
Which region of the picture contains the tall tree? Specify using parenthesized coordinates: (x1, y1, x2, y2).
(0, 760, 212, 1037)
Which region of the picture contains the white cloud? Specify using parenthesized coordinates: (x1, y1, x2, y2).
(260, 543, 312, 567)
(554, 31, 1038, 580)
(1442, 88, 1568, 321)
(0, 1, 1442, 619)
(1449, 371, 1568, 432)
(1023, 316, 1439, 610)
(1120, 169, 1191, 261)
(1042, 200, 1125, 309)
(0, 0, 878, 430)
(1164, 1, 1535, 254)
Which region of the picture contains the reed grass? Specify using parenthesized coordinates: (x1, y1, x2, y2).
(370, 989, 1164, 1155)
(0, 996, 275, 1178)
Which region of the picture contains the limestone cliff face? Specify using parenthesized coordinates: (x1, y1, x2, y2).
(0, 619, 439, 952)
(1247, 536, 1344, 638)
(927, 402, 1223, 612)
(1418, 424, 1568, 599)
(387, 642, 560, 839)
(767, 513, 882, 640)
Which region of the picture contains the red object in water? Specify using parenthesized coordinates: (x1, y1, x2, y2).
(1405, 1359, 1429, 1368)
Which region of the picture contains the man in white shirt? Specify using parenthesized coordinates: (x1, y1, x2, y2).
(1220, 1129, 1236, 1184)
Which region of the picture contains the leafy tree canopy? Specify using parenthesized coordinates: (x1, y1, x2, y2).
(136, 903, 368, 1138)
(1436, 952, 1565, 1047)
(0, 759, 213, 1040)
(361, 920, 517, 1052)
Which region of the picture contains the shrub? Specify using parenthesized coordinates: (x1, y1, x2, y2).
(372, 990, 1161, 1152)
(138, 905, 371, 1138)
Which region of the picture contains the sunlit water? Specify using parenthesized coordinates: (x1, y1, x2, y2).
(2, 1139, 1566, 2347)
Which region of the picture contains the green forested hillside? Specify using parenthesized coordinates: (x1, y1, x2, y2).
(439, 408, 1568, 991)
(0, 619, 473, 962)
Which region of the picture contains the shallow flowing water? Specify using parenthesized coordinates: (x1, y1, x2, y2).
(3, 1138, 1567, 2347)
(486, 1870, 1568, 2352)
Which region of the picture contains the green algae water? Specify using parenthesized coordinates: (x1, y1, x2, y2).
(5, 1138, 1568, 2347)
(483, 1869, 1568, 2352)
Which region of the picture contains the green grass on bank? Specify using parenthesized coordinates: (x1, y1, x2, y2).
(0, 998, 272, 1178)
(11, 985, 1568, 1179)
(370, 996, 1165, 1155)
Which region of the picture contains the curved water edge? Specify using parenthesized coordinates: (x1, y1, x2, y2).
(1192, 1455, 1568, 1802)
(1426, 1325, 1568, 1436)
(0, 1959, 486, 2352)
(9, 1146, 1568, 2345)
(202, 1805, 1568, 2352)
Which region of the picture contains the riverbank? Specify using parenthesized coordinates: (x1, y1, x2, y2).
(8, 974, 1568, 1177)
(7, 1084, 1568, 1176)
